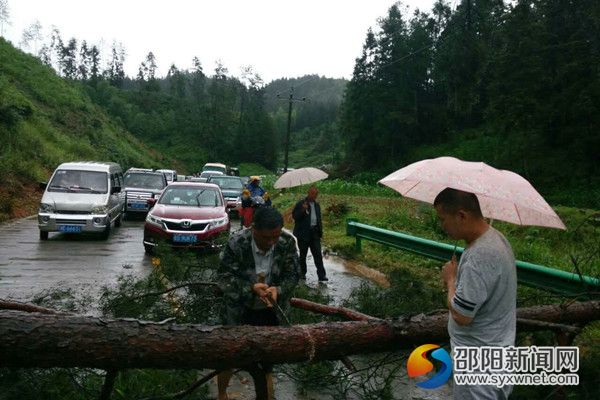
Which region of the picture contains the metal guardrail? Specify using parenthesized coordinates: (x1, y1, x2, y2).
(346, 219, 600, 297)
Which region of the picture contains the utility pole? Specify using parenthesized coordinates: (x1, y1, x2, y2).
(277, 87, 307, 173)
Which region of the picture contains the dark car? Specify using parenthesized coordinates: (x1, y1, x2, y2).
(122, 169, 168, 217)
(143, 182, 230, 253)
(207, 175, 244, 213)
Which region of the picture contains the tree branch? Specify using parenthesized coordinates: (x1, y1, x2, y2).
(290, 297, 380, 321)
(127, 282, 219, 301)
(0, 299, 62, 314)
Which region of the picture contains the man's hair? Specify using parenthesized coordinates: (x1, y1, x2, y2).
(253, 207, 284, 230)
(433, 188, 483, 217)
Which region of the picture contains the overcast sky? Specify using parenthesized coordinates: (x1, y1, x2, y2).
(4, 0, 444, 83)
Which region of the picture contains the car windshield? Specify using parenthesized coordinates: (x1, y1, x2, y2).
(124, 173, 165, 190)
(210, 177, 243, 190)
(203, 166, 226, 174)
(159, 187, 223, 207)
(48, 170, 108, 193)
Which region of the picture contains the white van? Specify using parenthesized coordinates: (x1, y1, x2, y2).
(202, 163, 227, 175)
(156, 169, 178, 183)
(38, 161, 125, 240)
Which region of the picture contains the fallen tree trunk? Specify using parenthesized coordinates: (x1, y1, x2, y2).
(0, 300, 598, 370)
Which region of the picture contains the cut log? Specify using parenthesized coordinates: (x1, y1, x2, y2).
(0, 300, 598, 370)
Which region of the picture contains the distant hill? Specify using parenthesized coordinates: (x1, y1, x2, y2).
(264, 75, 347, 169)
(0, 38, 165, 221)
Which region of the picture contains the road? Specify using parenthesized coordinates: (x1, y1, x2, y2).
(0, 216, 154, 300)
(0, 216, 375, 304)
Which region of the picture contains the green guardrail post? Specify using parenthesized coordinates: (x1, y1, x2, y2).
(347, 218, 362, 252)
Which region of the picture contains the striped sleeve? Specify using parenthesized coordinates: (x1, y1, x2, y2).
(452, 260, 489, 318)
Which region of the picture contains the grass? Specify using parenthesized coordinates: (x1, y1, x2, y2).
(237, 162, 274, 177)
(273, 186, 599, 398)
(0, 38, 164, 221)
(272, 188, 600, 307)
(268, 176, 599, 313)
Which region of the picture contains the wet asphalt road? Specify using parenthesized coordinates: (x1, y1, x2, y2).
(0, 216, 154, 300)
(0, 216, 371, 304)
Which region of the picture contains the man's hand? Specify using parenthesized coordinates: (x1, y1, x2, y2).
(252, 282, 269, 304)
(252, 283, 278, 307)
(441, 254, 457, 287)
(265, 287, 278, 307)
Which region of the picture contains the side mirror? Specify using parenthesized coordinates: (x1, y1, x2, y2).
(111, 186, 121, 194)
(147, 198, 157, 208)
(39, 182, 47, 190)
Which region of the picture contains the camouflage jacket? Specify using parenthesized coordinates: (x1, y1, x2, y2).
(217, 228, 299, 325)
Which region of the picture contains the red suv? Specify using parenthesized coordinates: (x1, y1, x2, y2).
(143, 182, 230, 253)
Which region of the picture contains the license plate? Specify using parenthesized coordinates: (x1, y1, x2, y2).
(131, 203, 147, 209)
(173, 234, 197, 243)
(59, 225, 82, 233)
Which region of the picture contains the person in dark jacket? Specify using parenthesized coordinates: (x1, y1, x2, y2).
(292, 186, 328, 281)
(216, 207, 299, 400)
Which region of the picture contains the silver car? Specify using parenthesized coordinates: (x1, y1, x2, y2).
(122, 169, 168, 217)
(38, 161, 125, 240)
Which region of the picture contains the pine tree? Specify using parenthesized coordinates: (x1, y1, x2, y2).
(49, 27, 64, 75)
(0, 0, 9, 37)
(190, 56, 206, 102)
(106, 42, 125, 87)
(167, 64, 186, 98)
(78, 40, 89, 80)
(20, 20, 43, 53)
(60, 38, 78, 79)
(144, 52, 159, 91)
(88, 45, 101, 81)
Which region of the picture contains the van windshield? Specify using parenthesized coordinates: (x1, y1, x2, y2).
(48, 170, 108, 193)
(124, 173, 165, 190)
(202, 166, 226, 174)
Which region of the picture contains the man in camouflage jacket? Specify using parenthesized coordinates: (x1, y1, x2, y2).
(217, 208, 300, 325)
(216, 207, 299, 400)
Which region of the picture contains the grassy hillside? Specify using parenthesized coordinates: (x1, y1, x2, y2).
(0, 38, 166, 221)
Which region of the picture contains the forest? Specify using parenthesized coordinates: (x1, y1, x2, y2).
(341, 0, 599, 207)
(1, 0, 598, 208)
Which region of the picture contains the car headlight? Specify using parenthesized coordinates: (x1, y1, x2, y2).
(211, 216, 229, 228)
(145, 213, 164, 227)
(91, 205, 109, 214)
(39, 203, 55, 213)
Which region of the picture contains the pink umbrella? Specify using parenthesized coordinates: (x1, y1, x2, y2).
(379, 156, 566, 230)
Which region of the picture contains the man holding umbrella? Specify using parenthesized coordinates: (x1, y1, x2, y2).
(435, 188, 516, 399)
(379, 156, 566, 398)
